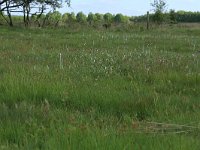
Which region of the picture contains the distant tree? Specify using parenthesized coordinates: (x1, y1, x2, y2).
(62, 12, 76, 27)
(153, 10, 164, 24)
(103, 13, 113, 23)
(169, 9, 176, 23)
(151, 0, 167, 24)
(151, 0, 166, 12)
(68, 12, 76, 22)
(87, 12, 97, 25)
(114, 13, 129, 23)
(94, 13, 103, 26)
(46, 11, 62, 27)
(76, 11, 87, 23)
(62, 12, 70, 23)
(102, 13, 114, 28)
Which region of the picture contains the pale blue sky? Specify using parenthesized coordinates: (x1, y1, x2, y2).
(60, 0, 200, 16)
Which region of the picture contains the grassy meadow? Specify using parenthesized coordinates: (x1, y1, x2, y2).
(0, 25, 200, 149)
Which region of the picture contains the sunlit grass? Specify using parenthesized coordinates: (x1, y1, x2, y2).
(0, 26, 200, 149)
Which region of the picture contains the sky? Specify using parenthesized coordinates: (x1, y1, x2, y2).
(59, 0, 200, 16)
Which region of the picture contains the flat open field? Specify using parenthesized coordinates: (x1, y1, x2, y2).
(0, 26, 200, 149)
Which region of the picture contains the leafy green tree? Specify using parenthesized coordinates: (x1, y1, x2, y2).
(103, 13, 113, 23)
(95, 13, 103, 22)
(76, 12, 87, 23)
(62, 13, 70, 23)
(114, 13, 129, 23)
(68, 12, 76, 22)
(151, 0, 166, 12)
(87, 12, 97, 25)
(169, 9, 176, 23)
(94, 13, 103, 26)
(46, 11, 62, 27)
(153, 10, 164, 24)
(151, 0, 167, 24)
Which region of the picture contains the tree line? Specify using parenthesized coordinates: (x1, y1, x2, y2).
(134, 10, 200, 24)
(0, 0, 131, 27)
(1, 0, 200, 28)
(0, 10, 131, 27)
(34, 12, 130, 27)
(1, 10, 200, 28)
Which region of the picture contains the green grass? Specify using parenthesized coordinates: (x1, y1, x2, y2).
(0, 26, 200, 149)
